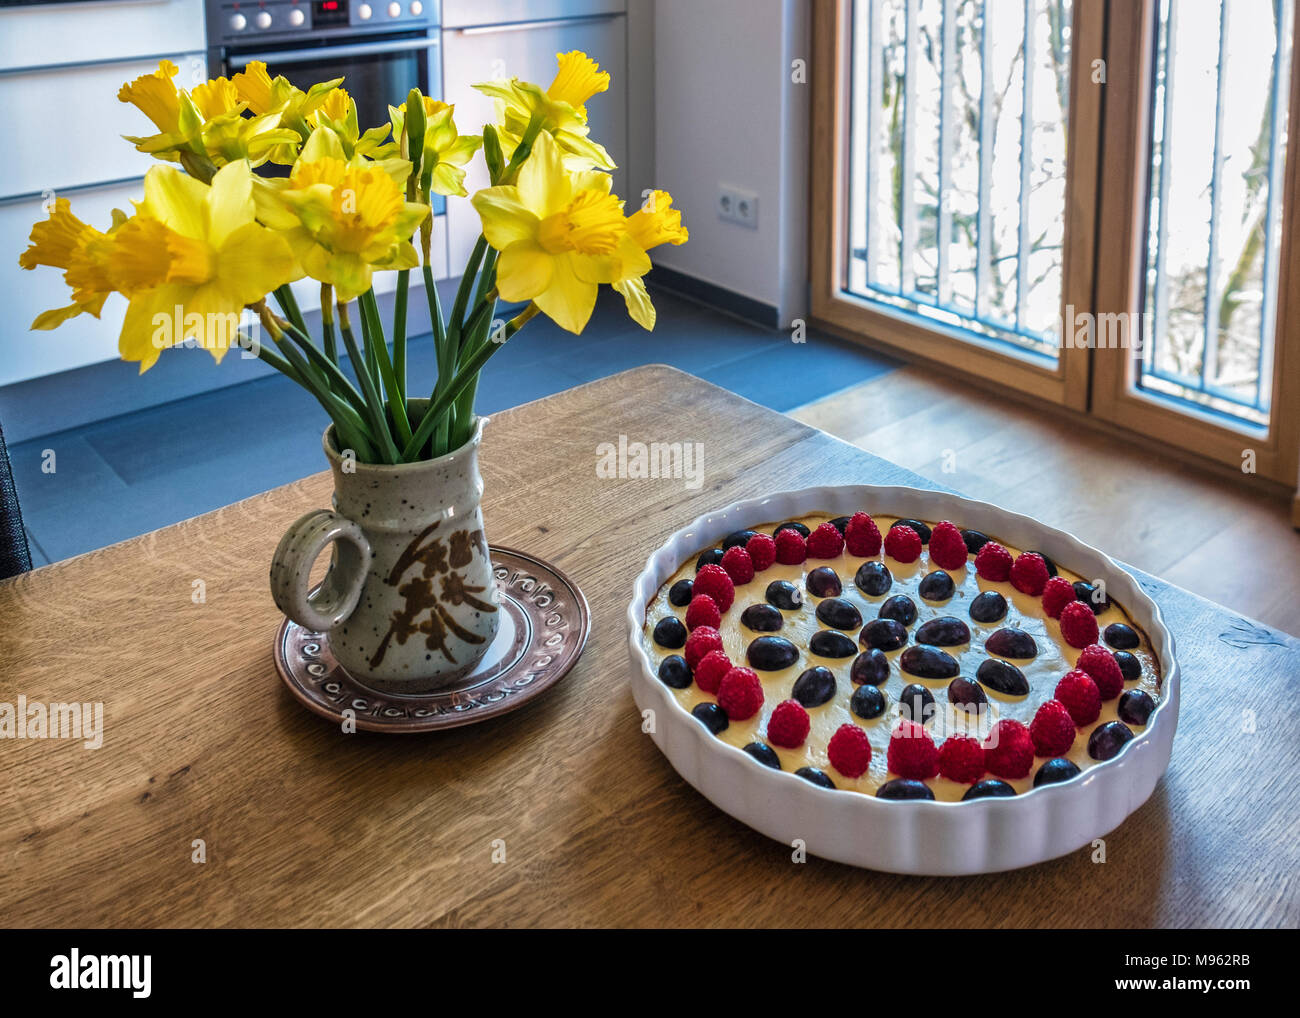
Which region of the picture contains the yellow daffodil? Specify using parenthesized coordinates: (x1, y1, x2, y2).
(309, 87, 398, 161)
(19, 200, 118, 328)
(612, 189, 689, 330)
(118, 59, 204, 162)
(114, 161, 298, 371)
(256, 135, 428, 301)
(474, 51, 615, 173)
(390, 98, 482, 196)
(472, 130, 645, 333)
(231, 61, 342, 163)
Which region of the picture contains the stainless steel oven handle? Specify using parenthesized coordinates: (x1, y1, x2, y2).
(227, 36, 438, 69)
(454, 13, 622, 35)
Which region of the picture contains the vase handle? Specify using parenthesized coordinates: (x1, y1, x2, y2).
(270, 509, 372, 633)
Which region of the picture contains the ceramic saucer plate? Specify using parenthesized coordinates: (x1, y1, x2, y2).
(275, 546, 589, 732)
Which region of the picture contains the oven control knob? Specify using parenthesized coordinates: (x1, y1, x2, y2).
(410, 0, 423, 12)
(358, 3, 372, 17)
(229, 12, 247, 30)
(255, 10, 272, 28)
(387, 1, 401, 15)
(288, 8, 305, 26)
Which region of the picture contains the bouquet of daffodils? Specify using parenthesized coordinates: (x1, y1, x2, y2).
(18, 52, 687, 464)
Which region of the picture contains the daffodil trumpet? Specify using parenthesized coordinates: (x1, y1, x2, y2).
(17, 51, 686, 464)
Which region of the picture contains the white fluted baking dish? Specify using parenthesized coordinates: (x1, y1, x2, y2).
(626, 485, 1180, 875)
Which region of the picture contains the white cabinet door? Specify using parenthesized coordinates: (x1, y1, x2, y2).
(1, 182, 143, 386)
(1, 53, 207, 200)
(441, 13, 628, 272)
(0, 0, 206, 72)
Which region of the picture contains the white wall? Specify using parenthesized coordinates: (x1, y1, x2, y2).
(652, 0, 810, 326)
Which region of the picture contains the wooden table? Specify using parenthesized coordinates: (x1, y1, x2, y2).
(2, 366, 1296, 928)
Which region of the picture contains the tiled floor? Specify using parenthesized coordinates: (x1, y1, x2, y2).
(9, 286, 898, 564)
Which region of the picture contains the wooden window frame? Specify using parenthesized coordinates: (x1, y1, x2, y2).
(1090, 0, 1300, 487)
(809, 0, 1104, 412)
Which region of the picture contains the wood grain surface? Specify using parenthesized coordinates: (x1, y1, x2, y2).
(1, 366, 1296, 928)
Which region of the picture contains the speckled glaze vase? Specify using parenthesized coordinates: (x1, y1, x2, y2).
(270, 410, 499, 693)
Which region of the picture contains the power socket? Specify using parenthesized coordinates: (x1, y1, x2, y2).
(717, 185, 759, 229)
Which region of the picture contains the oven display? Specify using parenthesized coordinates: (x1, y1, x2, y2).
(313, 0, 348, 26)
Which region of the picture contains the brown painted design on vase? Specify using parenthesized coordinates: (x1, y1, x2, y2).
(369, 520, 498, 669)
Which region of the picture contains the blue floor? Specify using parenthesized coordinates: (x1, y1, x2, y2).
(9, 285, 897, 564)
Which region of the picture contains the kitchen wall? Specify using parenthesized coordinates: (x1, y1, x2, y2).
(651, 0, 810, 328)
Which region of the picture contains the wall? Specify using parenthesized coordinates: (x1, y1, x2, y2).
(651, 0, 810, 327)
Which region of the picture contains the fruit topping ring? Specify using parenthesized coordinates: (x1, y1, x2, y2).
(641, 511, 1162, 802)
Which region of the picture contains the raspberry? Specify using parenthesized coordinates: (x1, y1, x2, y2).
(684, 594, 721, 631)
(774, 528, 807, 565)
(1029, 700, 1076, 757)
(693, 563, 735, 612)
(766, 699, 810, 748)
(806, 521, 845, 558)
(827, 723, 873, 778)
(883, 524, 922, 564)
(746, 533, 777, 571)
(720, 546, 755, 585)
(1010, 552, 1050, 596)
(1041, 576, 1077, 619)
(938, 735, 985, 783)
(928, 521, 968, 570)
(717, 666, 764, 720)
(1059, 600, 1100, 649)
(983, 719, 1034, 779)
(887, 720, 939, 779)
(1076, 644, 1125, 699)
(1055, 669, 1101, 725)
(693, 648, 732, 694)
(683, 626, 723, 671)
(844, 512, 883, 556)
(974, 541, 1013, 581)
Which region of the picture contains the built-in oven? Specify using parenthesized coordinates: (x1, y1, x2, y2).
(207, 0, 444, 210)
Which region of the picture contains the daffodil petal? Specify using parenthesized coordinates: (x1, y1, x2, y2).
(615, 277, 656, 330)
(204, 161, 256, 247)
(533, 253, 597, 334)
(496, 240, 553, 302)
(515, 130, 570, 218)
(141, 166, 208, 239)
(472, 187, 538, 249)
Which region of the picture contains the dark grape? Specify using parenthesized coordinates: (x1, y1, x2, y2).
(746, 636, 801, 670)
(898, 683, 936, 724)
(795, 766, 836, 789)
(850, 684, 887, 719)
(722, 529, 759, 550)
(816, 597, 862, 630)
(1104, 623, 1140, 650)
(859, 618, 908, 651)
(765, 580, 803, 611)
(850, 649, 890, 686)
(963, 779, 1017, 800)
(985, 627, 1038, 659)
(879, 594, 918, 626)
(961, 529, 991, 554)
(969, 590, 1008, 623)
(1117, 689, 1156, 726)
(774, 521, 811, 538)
(918, 570, 955, 601)
(876, 778, 935, 800)
(975, 658, 1029, 696)
(668, 579, 694, 607)
(696, 548, 724, 571)
(854, 561, 893, 597)
(657, 655, 691, 688)
(806, 566, 842, 598)
(1114, 650, 1141, 681)
(1027, 551, 1058, 577)
(947, 676, 988, 709)
(1073, 580, 1112, 615)
(810, 630, 857, 658)
(1087, 720, 1135, 760)
(743, 742, 782, 769)
(692, 702, 729, 734)
(915, 616, 971, 647)
(899, 645, 960, 679)
(1033, 757, 1081, 787)
(891, 518, 932, 543)
(740, 603, 784, 632)
(828, 516, 853, 534)
(653, 616, 687, 649)
(792, 666, 837, 708)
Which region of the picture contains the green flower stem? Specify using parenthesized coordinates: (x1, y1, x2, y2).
(273, 284, 309, 337)
(423, 263, 447, 351)
(392, 268, 410, 402)
(320, 284, 339, 365)
(266, 311, 371, 420)
(401, 302, 541, 461)
(359, 288, 413, 447)
(253, 302, 377, 462)
(337, 299, 401, 464)
(434, 236, 489, 454)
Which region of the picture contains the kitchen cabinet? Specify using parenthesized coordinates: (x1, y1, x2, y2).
(441, 5, 629, 269)
(0, 0, 206, 386)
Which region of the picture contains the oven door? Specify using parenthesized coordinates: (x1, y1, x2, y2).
(225, 32, 444, 211)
